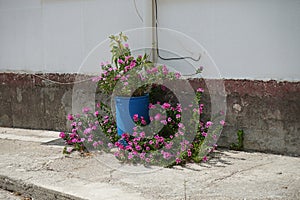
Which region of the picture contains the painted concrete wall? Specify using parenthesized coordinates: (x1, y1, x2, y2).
(0, 0, 300, 80)
(157, 0, 300, 81)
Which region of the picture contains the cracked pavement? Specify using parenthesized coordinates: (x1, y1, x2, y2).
(0, 128, 299, 199)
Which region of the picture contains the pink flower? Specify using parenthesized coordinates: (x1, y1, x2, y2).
(162, 65, 169, 75)
(93, 142, 98, 147)
(59, 132, 66, 138)
(140, 153, 146, 159)
(175, 158, 181, 164)
(187, 149, 192, 157)
(146, 146, 150, 151)
(154, 113, 161, 121)
(67, 114, 74, 121)
(108, 143, 113, 148)
(206, 121, 213, 128)
(178, 123, 184, 129)
(124, 82, 128, 86)
(220, 120, 225, 126)
(149, 103, 156, 109)
(125, 55, 131, 62)
(82, 107, 90, 113)
(161, 103, 171, 109)
(202, 156, 208, 162)
(176, 114, 181, 119)
(160, 120, 167, 125)
(140, 131, 145, 138)
(152, 67, 158, 73)
(128, 153, 133, 159)
(133, 114, 139, 122)
(118, 59, 124, 64)
(202, 132, 207, 137)
(141, 119, 147, 125)
(175, 72, 181, 79)
(71, 138, 78, 143)
(80, 138, 85, 142)
(114, 152, 119, 157)
(165, 142, 173, 150)
(84, 128, 92, 135)
(67, 147, 73, 153)
(167, 117, 172, 122)
(125, 145, 132, 151)
(94, 111, 99, 117)
(162, 151, 172, 159)
(176, 104, 182, 112)
(197, 88, 204, 92)
(129, 61, 136, 68)
(124, 43, 129, 48)
(92, 76, 102, 82)
(114, 74, 121, 80)
(135, 145, 141, 151)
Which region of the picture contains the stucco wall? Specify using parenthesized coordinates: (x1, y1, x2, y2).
(0, 0, 299, 80)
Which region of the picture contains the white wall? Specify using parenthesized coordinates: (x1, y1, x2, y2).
(0, 0, 142, 73)
(0, 0, 299, 81)
(157, 0, 300, 81)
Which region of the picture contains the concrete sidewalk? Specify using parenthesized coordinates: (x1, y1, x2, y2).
(0, 127, 299, 200)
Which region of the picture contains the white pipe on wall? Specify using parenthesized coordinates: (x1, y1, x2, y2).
(143, 0, 156, 62)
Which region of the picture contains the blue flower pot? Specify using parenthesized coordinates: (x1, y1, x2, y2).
(115, 94, 150, 135)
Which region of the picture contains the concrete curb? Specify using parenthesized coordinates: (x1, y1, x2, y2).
(0, 175, 84, 200)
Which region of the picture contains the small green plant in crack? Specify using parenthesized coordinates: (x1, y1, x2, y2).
(230, 129, 244, 151)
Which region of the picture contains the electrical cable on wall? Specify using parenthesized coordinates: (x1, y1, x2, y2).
(154, 0, 201, 61)
(32, 74, 93, 85)
(133, 0, 144, 22)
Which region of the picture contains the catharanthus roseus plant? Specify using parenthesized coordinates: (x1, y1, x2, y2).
(59, 33, 225, 166)
(93, 33, 180, 97)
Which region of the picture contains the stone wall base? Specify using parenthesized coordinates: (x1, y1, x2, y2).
(0, 73, 299, 155)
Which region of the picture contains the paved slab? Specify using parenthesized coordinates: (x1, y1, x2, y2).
(0, 188, 22, 200)
(0, 127, 299, 200)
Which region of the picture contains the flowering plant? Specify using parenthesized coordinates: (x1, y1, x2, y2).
(93, 33, 180, 97)
(60, 33, 225, 166)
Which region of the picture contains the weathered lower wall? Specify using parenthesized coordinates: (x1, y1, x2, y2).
(0, 73, 75, 130)
(220, 80, 299, 156)
(0, 73, 299, 156)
